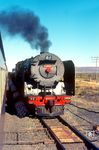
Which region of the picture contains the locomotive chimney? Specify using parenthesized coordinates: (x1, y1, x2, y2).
(40, 51, 45, 54)
(40, 51, 49, 54)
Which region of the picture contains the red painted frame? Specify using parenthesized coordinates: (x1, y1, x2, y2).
(27, 95, 71, 107)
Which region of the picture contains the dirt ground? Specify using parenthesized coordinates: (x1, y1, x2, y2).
(72, 78, 99, 111)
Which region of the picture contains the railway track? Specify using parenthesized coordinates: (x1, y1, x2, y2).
(64, 103, 99, 137)
(40, 116, 99, 150)
(2, 111, 99, 150)
(70, 103, 99, 113)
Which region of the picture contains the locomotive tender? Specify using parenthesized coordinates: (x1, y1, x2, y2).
(13, 52, 75, 117)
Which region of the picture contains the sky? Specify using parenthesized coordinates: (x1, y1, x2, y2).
(0, 0, 99, 71)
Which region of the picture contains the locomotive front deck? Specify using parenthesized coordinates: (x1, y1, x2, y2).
(25, 94, 71, 116)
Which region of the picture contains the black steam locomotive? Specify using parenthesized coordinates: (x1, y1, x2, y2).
(8, 52, 75, 117)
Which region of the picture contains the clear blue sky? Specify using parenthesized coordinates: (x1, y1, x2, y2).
(0, 0, 99, 71)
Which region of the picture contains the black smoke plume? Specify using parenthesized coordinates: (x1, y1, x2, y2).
(0, 7, 51, 52)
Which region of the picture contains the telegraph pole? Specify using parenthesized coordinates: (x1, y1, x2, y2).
(91, 56, 99, 82)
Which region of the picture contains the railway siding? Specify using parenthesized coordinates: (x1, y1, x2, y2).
(63, 103, 99, 148)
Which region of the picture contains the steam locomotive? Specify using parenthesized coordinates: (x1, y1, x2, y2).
(8, 52, 75, 117)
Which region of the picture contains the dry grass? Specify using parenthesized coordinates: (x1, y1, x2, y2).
(72, 78, 99, 110)
(76, 79, 99, 97)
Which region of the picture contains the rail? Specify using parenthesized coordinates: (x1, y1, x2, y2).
(57, 116, 99, 150)
(40, 117, 99, 150)
(40, 118, 66, 150)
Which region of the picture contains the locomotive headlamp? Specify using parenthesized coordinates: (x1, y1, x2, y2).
(45, 55, 52, 60)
